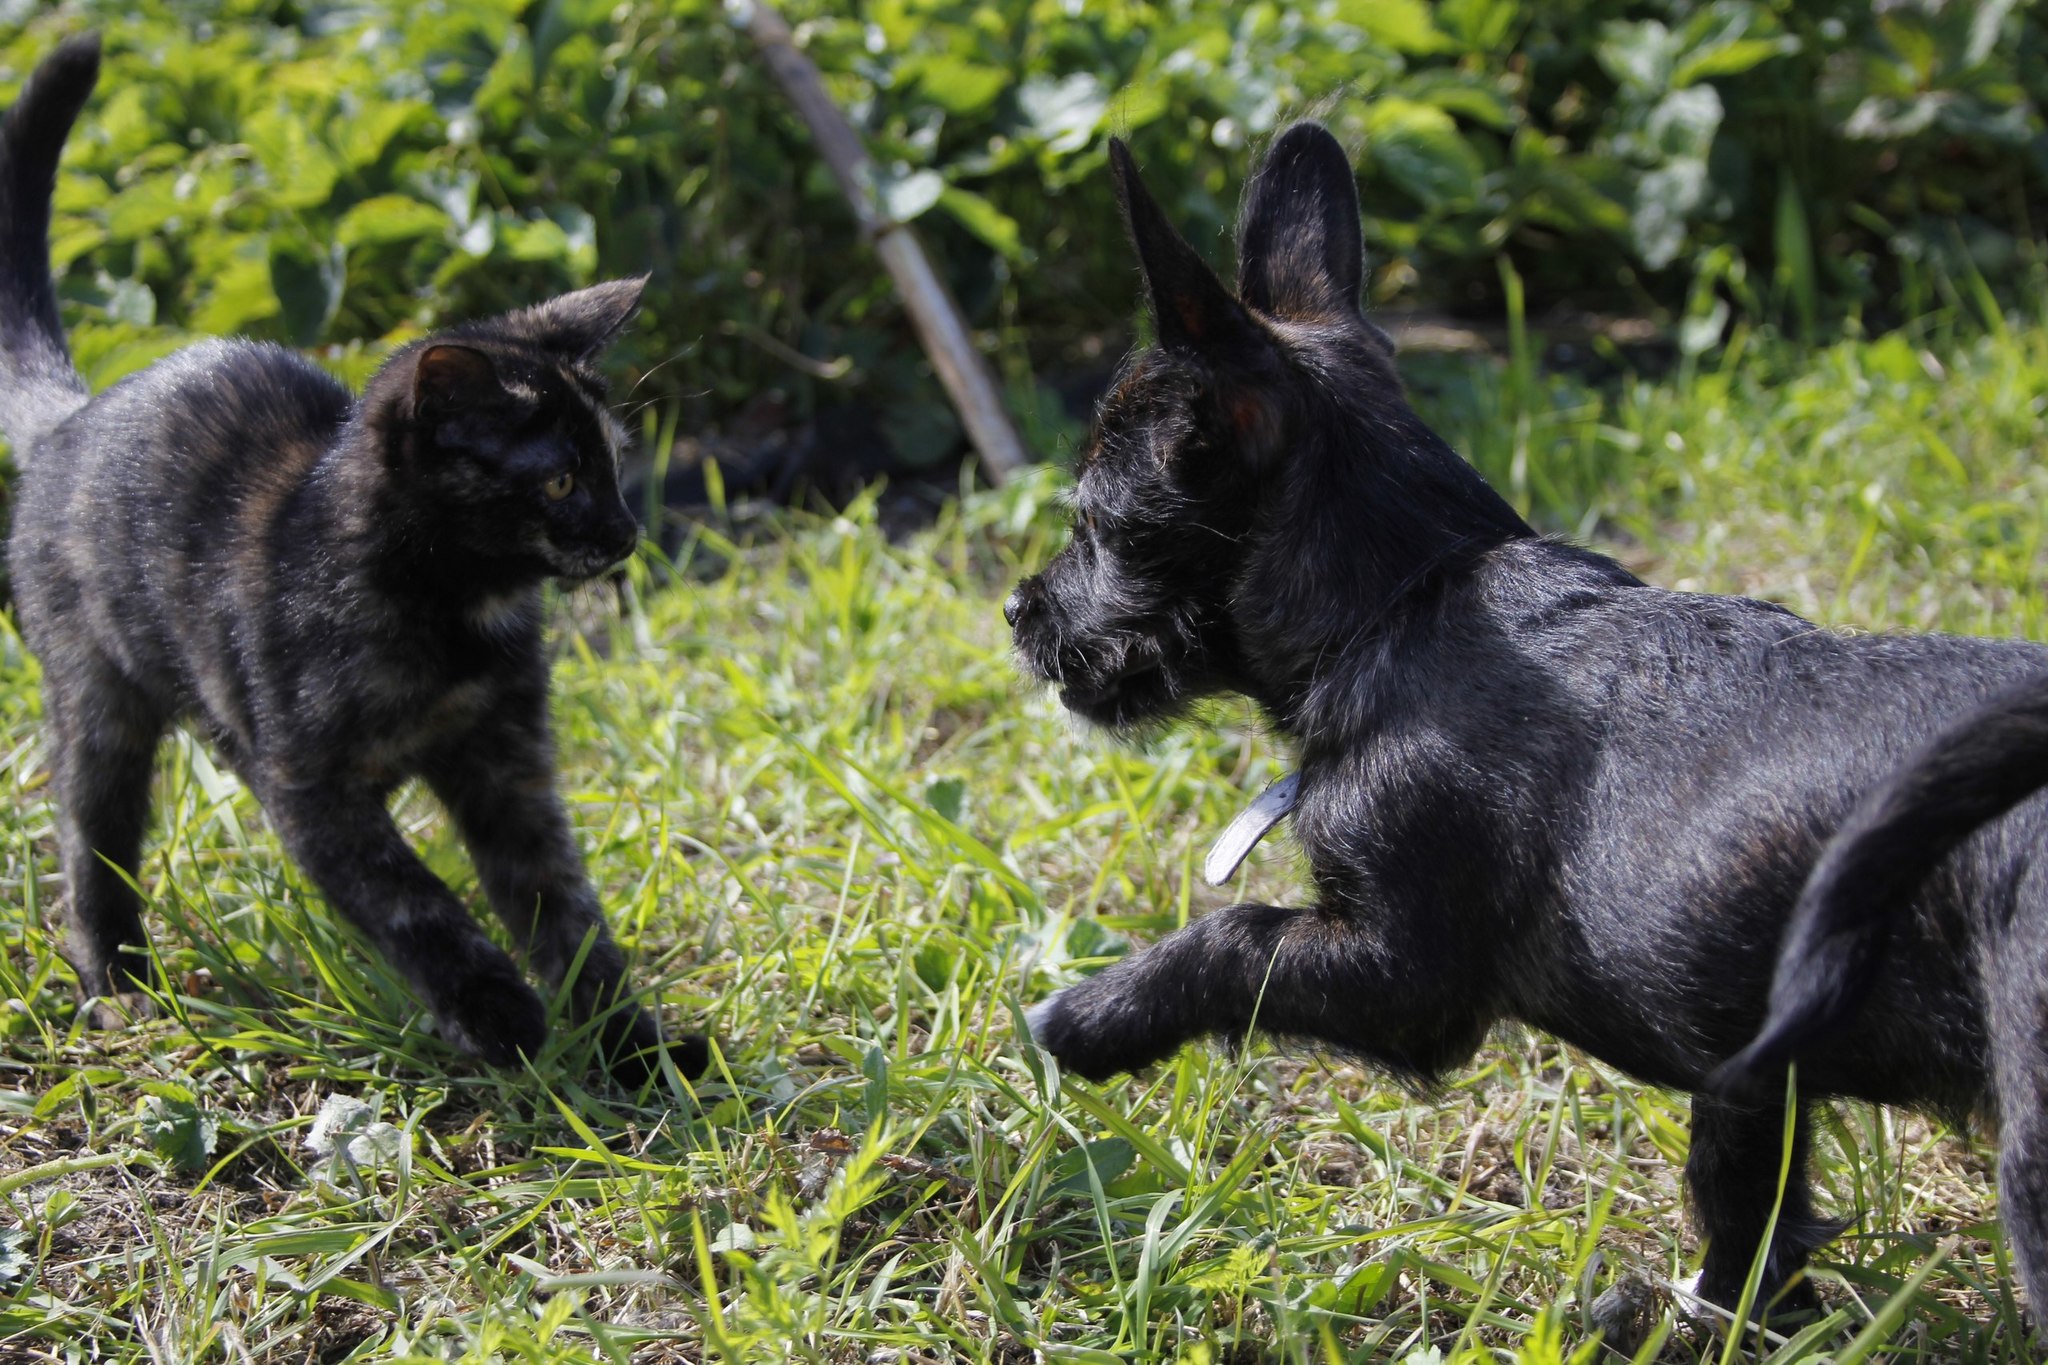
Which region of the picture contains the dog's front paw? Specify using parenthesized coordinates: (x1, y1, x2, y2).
(1022, 994, 1065, 1047)
(432, 958, 549, 1068)
(1024, 986, 1161, 1082)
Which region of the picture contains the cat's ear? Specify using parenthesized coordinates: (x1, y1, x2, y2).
(514, 276, 647, 361)
(413, 344, 500, 414)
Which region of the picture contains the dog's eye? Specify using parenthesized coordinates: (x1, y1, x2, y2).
(544, 471, 575, 501)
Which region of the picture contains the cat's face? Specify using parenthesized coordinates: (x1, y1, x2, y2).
(401, 279, 648, 584)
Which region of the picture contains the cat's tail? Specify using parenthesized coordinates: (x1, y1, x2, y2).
(1712, 672, 2048, 1095)
(0, 33, 97, 454)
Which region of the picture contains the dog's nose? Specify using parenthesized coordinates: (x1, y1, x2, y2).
(1003, 587, 1028, 629)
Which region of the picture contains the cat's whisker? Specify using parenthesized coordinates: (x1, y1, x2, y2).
(620, 347, 695, 401)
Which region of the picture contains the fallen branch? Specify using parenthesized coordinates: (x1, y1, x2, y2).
(735, 0, 1033, 485)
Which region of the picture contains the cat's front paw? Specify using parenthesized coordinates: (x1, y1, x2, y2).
(432, 959, 549, 1067)
(84, 991, 157, 1030)
(597, 1005, 713, 1088)
(1023, 986, 1159, 1082)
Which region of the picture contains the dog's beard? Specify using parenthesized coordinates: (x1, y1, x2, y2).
(1058, 652, 1174, 727)
(1017, 607, 1212, 729)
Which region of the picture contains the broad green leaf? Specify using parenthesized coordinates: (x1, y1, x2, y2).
(52, 172, 109, 214)
(875, 167, 945, 224)
(925, 776, 966, 824)
(1646, 85, 1722, 160)
(102, 277, 156, 327)
(338, 99, 422, 170)
(1674, 36, 1799, 87)
(1597, 20, 1680, 93)
(914, 56, 1008, 116)
(104, 171, 186, 242)
(937, 186, 1027, 261)
(1018, 73, 1107, 154)
(1438, 0, 1517, 49)
(1879, 12, 1940, 84)
(0, 1228, 28, 1289)
(71, 321, 193, 388)
(500, 213, 574, 264)
(1307, 1255, 1405, 1315)
(336, 194, 450, 248)
(271, 236, 346, 345)
(1111, 78, 1172, 130)
(137, 1093, 218, 1176)
(1335, 0, 1451, 55)
(1630, 158, 1708, 269)
(1365, 100, 1483, 208)
(1044, 1136, 1135, 1197)
(1394, 71, 1516, 131)
(243, 110, 341, 210)
(191, 243, 280, 335)
(49, 220, 107, 273)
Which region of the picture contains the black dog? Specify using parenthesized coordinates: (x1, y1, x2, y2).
(1008, 121, 2048, 1318)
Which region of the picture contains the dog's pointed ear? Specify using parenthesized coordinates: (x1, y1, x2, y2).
(513, 275, 648, 361)
(1237, 123, 1365, 321)
(1110, 138, 1260, 354)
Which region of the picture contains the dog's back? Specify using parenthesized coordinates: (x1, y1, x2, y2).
(1423, 542, 2037, 1109)
(1719, 668, 2048, 1092)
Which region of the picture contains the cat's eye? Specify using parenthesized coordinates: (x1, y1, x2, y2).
(544, 472, 575, 501)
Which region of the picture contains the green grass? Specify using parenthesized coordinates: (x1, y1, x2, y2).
(4, 315, 2048, 1363)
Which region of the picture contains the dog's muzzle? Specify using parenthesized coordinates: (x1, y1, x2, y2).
(1005, 577, 1060, 683)
(1003, 579, 1043, 630)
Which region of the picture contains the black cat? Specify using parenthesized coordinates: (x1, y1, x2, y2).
(3, 34, 705, 1083)
(1008, 121, 2048, 1318)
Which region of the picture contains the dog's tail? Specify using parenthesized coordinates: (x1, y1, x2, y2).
(0, 34, 97, 454)
(1713, 673, 2048, 1095)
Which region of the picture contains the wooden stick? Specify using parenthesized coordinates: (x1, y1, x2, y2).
(737, 0, 1032, 484)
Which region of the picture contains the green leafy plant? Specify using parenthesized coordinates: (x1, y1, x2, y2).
(5, 0, 2044, 472)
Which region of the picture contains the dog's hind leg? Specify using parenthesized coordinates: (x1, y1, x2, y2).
(1026, 902, 1485, 1082)
(1686, 1092, 1837, 1318)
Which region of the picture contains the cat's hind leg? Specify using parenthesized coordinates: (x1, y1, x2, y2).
(47, 662, 165, 1021)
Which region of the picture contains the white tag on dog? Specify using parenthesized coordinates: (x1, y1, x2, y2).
(1203, 771, 1300, 886)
